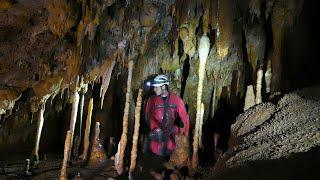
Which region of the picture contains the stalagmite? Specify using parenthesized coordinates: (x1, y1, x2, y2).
(192, 35, 210, 171)
(115, 60, 133, 175)
(129, 88, 143, 175)
(25, 159, 31, 175)
(80, 98, 93, 160)
(265, 59, 272, 93)
(244, 85, 256, 111)
(88, 122, 107, 166)
(68, 91, 80, 161)
(32, 103, 46, 164)
(60, 131, 72, 180)
(256, 69, 263, 104)
(198, 103, 204, 148)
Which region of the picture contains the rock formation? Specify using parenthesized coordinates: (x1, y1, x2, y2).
(0, 0, 319, 179)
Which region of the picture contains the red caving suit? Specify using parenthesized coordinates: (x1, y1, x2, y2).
(145, 92, 190, 156)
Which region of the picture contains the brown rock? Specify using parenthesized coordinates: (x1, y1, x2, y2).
(88, 122, 107, 166)
(140, 3, 158, 27)
(164, 134, 190, 170)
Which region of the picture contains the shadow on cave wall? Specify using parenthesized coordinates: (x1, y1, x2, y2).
(282, 1, 320, 91)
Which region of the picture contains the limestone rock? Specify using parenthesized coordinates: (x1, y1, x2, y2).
(244, 85, 256, 111)
(214, 86, 320, 179)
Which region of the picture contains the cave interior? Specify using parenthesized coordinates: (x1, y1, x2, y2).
(0, 0, 320, 179)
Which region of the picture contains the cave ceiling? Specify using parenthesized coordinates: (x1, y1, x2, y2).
(0, 0, 307, 148)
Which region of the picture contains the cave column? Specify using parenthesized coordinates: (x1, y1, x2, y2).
(68, 77, 80, 161)
(129, 88, 143, 178)
(80, 98, 93, 160)
(60, 130, 72, 180)
(115, 60, 134, 175)
(192, 35, 210, 172)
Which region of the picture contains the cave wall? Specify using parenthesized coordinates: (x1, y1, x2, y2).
(0, 0, 307, 155)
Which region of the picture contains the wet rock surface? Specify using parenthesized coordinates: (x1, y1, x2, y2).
(213, 86, 320, 180)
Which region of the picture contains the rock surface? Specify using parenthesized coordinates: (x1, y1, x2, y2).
(213, 86, 320, 179)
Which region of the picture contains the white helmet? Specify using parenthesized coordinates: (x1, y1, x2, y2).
(151, 74, 169, 87)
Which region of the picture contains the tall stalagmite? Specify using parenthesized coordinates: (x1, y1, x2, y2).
(115, 60, 134, 175)
(80, 98, 93, 160)
(129, 88, 143, 175)
(60, 130, 71, 180)
(68, 91, 80, 160)
(256, 69, 263, 104)
(192, 35, 210, 171)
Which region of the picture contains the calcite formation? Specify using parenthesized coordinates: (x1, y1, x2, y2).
(244, 85, 255, 111)
(0, 0, 313, 178)
(0, 89, 21, 115)
(88, 122, 107, 166)
(129, 88, 143, 174)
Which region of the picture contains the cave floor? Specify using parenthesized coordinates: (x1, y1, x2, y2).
(1, 149, 319, 179)
(0, 153, 210, 179)
(0, 154, 117, 179)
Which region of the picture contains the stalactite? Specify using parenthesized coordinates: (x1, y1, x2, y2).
(249, 0, 261, 18)
(30, 112, 34, 124)
(73, 77, 88, 158)
(72, 93, 84, 159)
(265, 59, 272, 93)
(199, 103, 204, 148)
(203, 0, 210, 34)
(210, 83, 217, 119)
(256, 68, 263, 104)
(192, 35, 210, 172)
(129, 88, 143, 175)
(79, 93, 85, 131)
(32, 102, 46, 164)
(270, 1, 303, 92)
(115, 60, 133, 175)
(244, 85, 256, 111)
(60, 88, 65, 99)
(100, 60, 116, 109)
(80, 98, 93, 160)
(216, 0, 233, 59)
(209, 0, 218, 29)
(68, 91, 80, 161)
(60, 130, 72, 180)
(79, 77, 88, 125)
